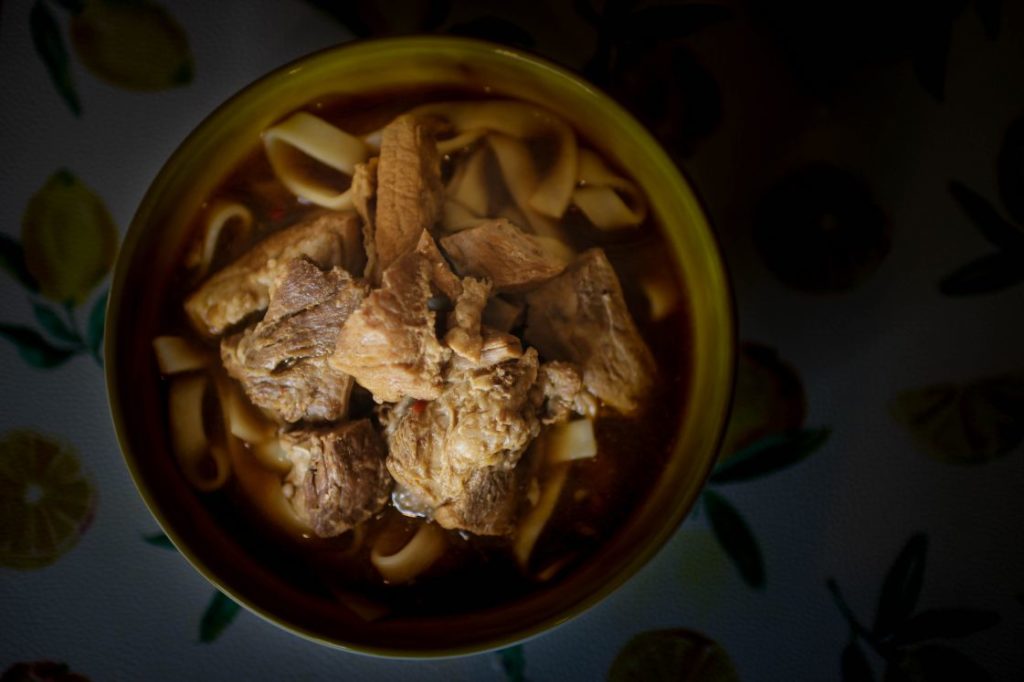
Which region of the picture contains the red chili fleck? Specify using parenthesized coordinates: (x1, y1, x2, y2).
(411, 400, 427, 415)
(269, 207, 285, 221)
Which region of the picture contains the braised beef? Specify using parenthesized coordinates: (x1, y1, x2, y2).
(350, 157, 379, 281)
(281, 419, 391, 538)
(221, 257, 368, 422)
(185, 211, 362, 336)
(374, 116, 445, 271)
(525, 248, 655, 414)
(444, 277, 491, 363)
(440, 218, 569, 293)
(330, 251, 451, 403)
(531, 361, 586, 424)
(384, 348, 543, 535)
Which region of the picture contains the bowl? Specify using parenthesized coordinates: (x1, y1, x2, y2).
(105, 36, 734, 656)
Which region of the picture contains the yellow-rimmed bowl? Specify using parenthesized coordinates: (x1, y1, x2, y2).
(105, 36, 734, 657)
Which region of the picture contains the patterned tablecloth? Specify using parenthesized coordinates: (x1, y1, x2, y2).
(2, 1, 1023, 680)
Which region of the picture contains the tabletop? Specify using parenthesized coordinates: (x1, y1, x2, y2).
(2, 1, 1023, 680)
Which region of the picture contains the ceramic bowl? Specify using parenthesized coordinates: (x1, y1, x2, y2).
(105, 36, 734, 656)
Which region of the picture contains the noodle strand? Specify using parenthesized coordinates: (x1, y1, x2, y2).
(263, 112, 369, 209)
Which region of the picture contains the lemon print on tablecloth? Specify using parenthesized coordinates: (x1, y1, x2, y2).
(0, 430, 96, 570)
(717, 342, 806, 461)
(609, 629, 740, 682)
(21, 170, 118, 306)
(892, 371, 1024, 464)
(69, 0, 194, 91)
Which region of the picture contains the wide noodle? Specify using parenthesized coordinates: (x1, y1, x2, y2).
(572, 148, 647, 229)
(185, 200, 253, 279)
(408, 100, 578, 218)
(168, 373, 230, 492)
(263, 112, 369, 209)
(514, 461, 570, 568)
(370, 523, 447, 584)
(152, 335, 210, 374)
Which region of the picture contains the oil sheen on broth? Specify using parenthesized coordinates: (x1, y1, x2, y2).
(154, 88, 690, 618)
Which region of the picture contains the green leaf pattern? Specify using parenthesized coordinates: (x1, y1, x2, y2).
(828, 535, 998, 680)
(199, 591, 241, 643)
(5, 1, 1021, 678)
(702, 490, 765, 589)
(30, 0, 82, 116)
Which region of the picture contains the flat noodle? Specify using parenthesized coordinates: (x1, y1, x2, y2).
(168, 373, 229, 492)
(445, 145, 490, 216)
(640, 275, 679, 321)
(213, 375, 290, 475)
(573, 148, 647, 229)
(360, 127, 482, 155)
(251, 438, 292, 476)
(408, 100, 577, 217)
(186, 201, 253, 279)
(441, 198, 483, 233)
(370, 523, 446, 584)
(219, 377, 274, 443)
(153, 335, 210, 374)
(514, 461, 570, 568)
(361, 129, 383, 152)
(263, 112, 368, 209)
(224, 431, 313, 538)
(546, 419, 598, 463)
(437, 128, 486, 155)
(488, 134, 569, 245)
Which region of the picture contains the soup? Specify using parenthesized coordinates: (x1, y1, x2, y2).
(152, 89, 690, 619)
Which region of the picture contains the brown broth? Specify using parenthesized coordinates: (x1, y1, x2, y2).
(158, 87, 692, 617)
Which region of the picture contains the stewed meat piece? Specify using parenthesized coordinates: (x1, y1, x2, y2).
(221, 257, 368, 423)
(384, 348, 543, 535)
(440, 218, 569, 293)
(525, 248, 655, 415)
(374, 115, 446, 271)
(350, 157, 379, 281)
(185, 211, 362, 336)
(331, 251, 451, 403)
(281, 419, 392, 538)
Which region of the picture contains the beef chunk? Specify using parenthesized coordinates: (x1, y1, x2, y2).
(444, 277, 491, 363)
(351, 158, 379, 281)
(531, 361, 585, 424)
(433, 465, 523, 537)
(374, 116, 445, 271)
(525, 248, 655, 415)
(415, 230, 462, 300)
(413, 231, 495, 364)
(330, 251, 450, 403)
(440, 219, 569, 293)
(221, 258, 368, 423)
(281, 419, 392, 538)
(185, 211, 362, 336)
(384, 348, 542, 536)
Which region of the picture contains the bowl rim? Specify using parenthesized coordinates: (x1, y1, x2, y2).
(105, 34, 736, 658)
